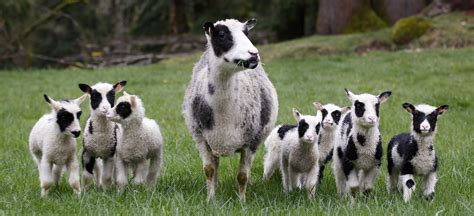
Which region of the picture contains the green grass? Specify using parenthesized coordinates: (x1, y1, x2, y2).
(0, 45, 473, 214)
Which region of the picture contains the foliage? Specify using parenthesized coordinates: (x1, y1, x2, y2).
(392, 16, 432, 45)
(343, 0, 388, 33)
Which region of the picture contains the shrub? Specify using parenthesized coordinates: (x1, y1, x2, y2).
(392, 16, 432, 45)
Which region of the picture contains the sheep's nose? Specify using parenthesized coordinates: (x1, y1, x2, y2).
(248, 51, 258, 56)
(368, 116, 377, 122)
(71, 131, 81, 138)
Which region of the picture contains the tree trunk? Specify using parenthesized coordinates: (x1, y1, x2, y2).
(372, 0, 427, 25)
(170, 0, 189, 35)
(316, 0, 364, 34)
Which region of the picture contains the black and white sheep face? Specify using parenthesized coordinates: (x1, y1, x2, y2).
(106, 92, 143, 123)
(403, 103, 449, 135)
(79, 81, 126, 117)
(44, 94, 86, 137)
(314, 102, 350, 130)
(204, 18, 259, 70)
(345, 89, 391, 127)
(293, 108, 322, 144)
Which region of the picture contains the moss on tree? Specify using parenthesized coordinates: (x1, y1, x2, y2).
(392, 16, 432, 45)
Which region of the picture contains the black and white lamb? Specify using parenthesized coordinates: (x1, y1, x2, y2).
(182, 18, 278, 201)
(78, 81, 126, 189)
(333, 89, 391, 195)
(313, 102, 350, 182)
(387, 103, 449, 202)
(29, 94, 87, 197)
(106, 92, 163, 188)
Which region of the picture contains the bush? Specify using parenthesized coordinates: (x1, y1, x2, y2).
(392, 16, 432, 45)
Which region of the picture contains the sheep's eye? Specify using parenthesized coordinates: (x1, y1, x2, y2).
(218, 31, 225, 39)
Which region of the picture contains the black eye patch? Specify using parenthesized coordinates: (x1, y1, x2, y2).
(321, 109, 328, 121)
(77, 111, 82, 119)
(354, 100, 365, 118)
(375, 102, 380, 117)
(426, 112, 438, 132)
(331, 110, 342, 124)
(211, 24, 234, 57)
(90, 89, 102, 110)
(116, 102, 132, 119)
(56, 108, 74, 132)
(315, 123, 320, 134)
(298, 119, 309, 138)
(106, 90, 115, 107)
(412, 111, 426, 133)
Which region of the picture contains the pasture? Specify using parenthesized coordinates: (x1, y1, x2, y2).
(0, 47, 472, 214)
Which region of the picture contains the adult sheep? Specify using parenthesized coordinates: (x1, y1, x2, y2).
(183, 18, 278, 201)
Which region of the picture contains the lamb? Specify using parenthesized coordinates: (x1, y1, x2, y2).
(313, 102, 350, 182)
(182, 18, 278, 201)
(106, 92, 163, 188)
(78, 80, 126, 189)
(387, 103, 449, 202)
(333, 89, 391, 195)
(277, 109, 322, 197)
(29, 94, 87, 197)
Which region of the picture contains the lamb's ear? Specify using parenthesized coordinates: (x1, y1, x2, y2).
(78, 83, 91, 94)
(292, 108, 301, 122)
(113, 80, 127, 92)
(123, 91, 130, 97)
(130, 95, 137, 108)
(244, 18, 257, 31)
(402, 103, 416, 114)
(378, 91, 392, 104)
(341, 106, 351, 114)
(44, 94, 61, 111)
(436, 105, 449, 115)
(313, 102, 323, 111)
(74, 94, 88, 105)
(344, 88, 356, 102)
(203, 22, 214, 35)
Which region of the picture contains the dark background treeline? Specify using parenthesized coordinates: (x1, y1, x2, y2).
(0, 0, 473, 69)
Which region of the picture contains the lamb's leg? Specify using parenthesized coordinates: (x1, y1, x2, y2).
(81, 149, 96, 188)
(133, 160, 147, 185)
(263, 148, 279, 181)
(318, 164, 325, 183)
(387, 169, 400, 192)
(94, 159, 102, 186)
(306, 165, 320, 198)
(281, 156, 290, 193)
(400, 174, 416, 202)
(66, 157, 81, 195)
(115, 156, 129, 188)
(196, 141, 219, 202)
(52, 164, 63, 185)
(347, 169, 359, 194)
(333, 158, 347, 196)
(289, 169, 298, 191)
(147, 149, 162, 188)
(101, 157, 114, 189)
(360, 166, 380, 194)
(237, 147, 255, 202)
(422, 172, 437, 200)
(39, 158, 54, 197)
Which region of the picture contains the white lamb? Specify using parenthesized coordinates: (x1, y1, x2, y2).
(106, 92, 163, 188)
(29, 94, 87, 197)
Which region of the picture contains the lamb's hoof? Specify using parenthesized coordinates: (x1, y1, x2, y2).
(363, 189, 372, 196)
(424, 192, 435, 200)
(350, 186, 359, 194)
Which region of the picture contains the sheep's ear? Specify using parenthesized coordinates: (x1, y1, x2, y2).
(130, 96, 137, 108)
(292, 108, 301, 122)
(113, 80, 127, 92)
(341, 106, 351, 114)
(244, 18, 257, 31)
(436, 105, 449, 115)
(344, 88, 356, 102)
(74, 94, 88, 105)
(313, 102, 323, 111)
(78, 83, 91, 94)
(378, 91, 392, 104)
(44, 94, 61, 111)
(203, 22, 214, 35)
(123, 91, 130, 97)
(402, 103, 415, 114)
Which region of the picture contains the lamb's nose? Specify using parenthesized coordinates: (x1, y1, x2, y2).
(368, 116, 376, 122)
(71, 131, 81, 138)
(249, 51, 258, 56)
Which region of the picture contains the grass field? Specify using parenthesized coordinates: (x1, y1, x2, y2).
(0, 44, 473, 214)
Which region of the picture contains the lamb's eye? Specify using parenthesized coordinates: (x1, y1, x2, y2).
(218, 31, 225, 39)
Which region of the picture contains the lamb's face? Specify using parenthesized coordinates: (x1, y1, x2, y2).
(204, 18, 259, 71)
(345, 89, 391, 128)
(79, 81, 126, 117)
(403, 103, 448, 136)
(106, 92, 143, 123)
(314, 103, 350, 131)
(44, 94, 86, 138)
(293, 108, 322, 144)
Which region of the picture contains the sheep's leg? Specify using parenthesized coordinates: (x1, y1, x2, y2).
(306, 165, 320, 198)
(263, 149, 279, 181)
(101, 157, 114, 189)
(147, 149, 162, 188)
(360, 166, 380, 194)
(39, 159, 54, 197)
(94, 159, 102, 186)
(81, 149, 96, 188)
(115, 156, 129, 188)
(237, 147, 255, 202)
(347, 169, 359, 194)
(196, 141, 219, 202)
(400, 174, 415, 202)
(281, 156, 290, 193)
(133, 160, 147, 185)
(290, 171, 299, 190)
(52, 164, 63, 185)
(298, 174, 307, 190)
(387, 169, 400, 192)
(422, 172, 437, 200)
(66, 157, 81, 195)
